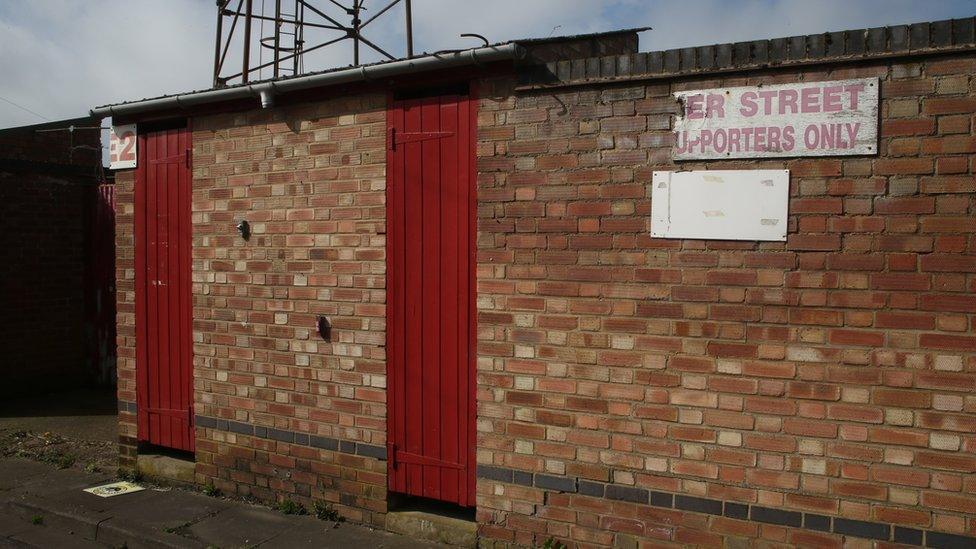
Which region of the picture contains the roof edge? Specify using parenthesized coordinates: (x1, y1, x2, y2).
(0, 115, 98, 133)
(92, 43, 525, 119)
(515, 27, 651, 44)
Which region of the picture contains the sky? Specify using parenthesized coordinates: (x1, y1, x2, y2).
(0, 0, 975, 130)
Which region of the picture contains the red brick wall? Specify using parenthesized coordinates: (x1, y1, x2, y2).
(115, 168, 138, 462)
(475, 54, 976, 547)
(189, 96, 388, 523)
(115, 97, 388, 521)
(113, 49, 976, 546)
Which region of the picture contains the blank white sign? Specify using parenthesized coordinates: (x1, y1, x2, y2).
(651, 170, 789, 241)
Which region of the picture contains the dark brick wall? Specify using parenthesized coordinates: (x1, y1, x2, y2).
(0, 118, 104, 396)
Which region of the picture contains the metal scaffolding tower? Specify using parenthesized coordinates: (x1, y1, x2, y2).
(212, 0, 414, 87)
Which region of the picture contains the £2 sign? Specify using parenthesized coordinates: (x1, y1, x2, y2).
(109, 124, 137, 169)
(673, 78, 879, 160)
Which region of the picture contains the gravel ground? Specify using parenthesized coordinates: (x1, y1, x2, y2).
(0, 426, 116, 475)
(0, 389, 118, 475)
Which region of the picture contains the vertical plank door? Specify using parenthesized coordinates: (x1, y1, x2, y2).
(135, 125, 194, 453)
(387, 92, 476, 506)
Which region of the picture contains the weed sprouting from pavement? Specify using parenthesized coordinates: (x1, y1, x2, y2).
(276, 499, 307, 515)
(313, 501, 344, 522)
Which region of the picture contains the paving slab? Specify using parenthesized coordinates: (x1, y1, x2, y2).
(23, 479, 156, 514)
(0, 460, 52, 491)
(12, 466, 115, 497)
(259, 520, 445, 549)
(0, 513, 31, 538)
(102, 488, 232, 533)
(0, 457, 446, 548)
(7, 524, 105, 549)
(4, 493, 109, 542)
(186, 504, 296, 547)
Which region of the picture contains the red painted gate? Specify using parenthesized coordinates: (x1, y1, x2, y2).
(135, 125, 195, 453)
(387, 91, 476, 506)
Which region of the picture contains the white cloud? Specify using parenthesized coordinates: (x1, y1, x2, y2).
(0, 0, 213, 127)
(0, 0, 971, 128)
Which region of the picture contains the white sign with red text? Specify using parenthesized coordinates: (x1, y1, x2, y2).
(109, 124, 137, 169)
(673, 78, 878, 160)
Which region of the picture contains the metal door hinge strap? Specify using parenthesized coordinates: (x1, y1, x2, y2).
(143, 407, 191, 420)
(388, 443, 464, 470)
(388, 128, 454, 150)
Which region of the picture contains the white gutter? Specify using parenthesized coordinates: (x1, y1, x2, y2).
(91, 43, 525, 118)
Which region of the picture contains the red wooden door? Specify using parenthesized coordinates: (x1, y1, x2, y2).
(387, 92, 476, 506)
(135, 126, 194, 453)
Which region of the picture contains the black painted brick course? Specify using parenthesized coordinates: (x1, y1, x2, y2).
(512, 470, 533, 487)
(804, 513, 831, 532)
(578, 480, 605, 497)
(834, 518, 889, 541)
(195, 415, 384, 460)
(476, 464, 976, 547)
(605, 484, 647, 504)
(535, 473, 576, 493)
(751, 506, 802, 528)
(674, 495, 722, 516)
(927, 530, 976, 549)
(723, 502, 748, 520)
(650, 491, 674, 508)
(894, 526, 923, 546)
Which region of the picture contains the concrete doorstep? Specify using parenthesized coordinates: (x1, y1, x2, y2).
(0, 457, 443, 548)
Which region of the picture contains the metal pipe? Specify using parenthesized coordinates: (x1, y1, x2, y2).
(242, 0, 253, 83)
(213, 1, 225, 87)
(91, 43, 525, 118)
(360, 0, 400, 28)
(352, 0, 360, 66)
(296, 0, 346, 31)
(223, 34, 348, 81)
(273, 0, 281, 78)
(294, 0, 304, 75)
(405, 0, 413, 58)
(258, 86, 275, 108)
(217, 0, 246, 84)
(219, 10, 343, 30)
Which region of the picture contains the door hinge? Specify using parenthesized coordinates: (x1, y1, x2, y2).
(185, 148, 192, 169)
(388, 128, 454, 151)
(143, 407, 190, 420)
(388, 444, 464, 470)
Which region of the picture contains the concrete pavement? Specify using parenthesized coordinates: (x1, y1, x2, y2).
(0, 456, 441, 548)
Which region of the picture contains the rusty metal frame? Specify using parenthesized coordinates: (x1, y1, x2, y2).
(213, 0, 414, 87)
